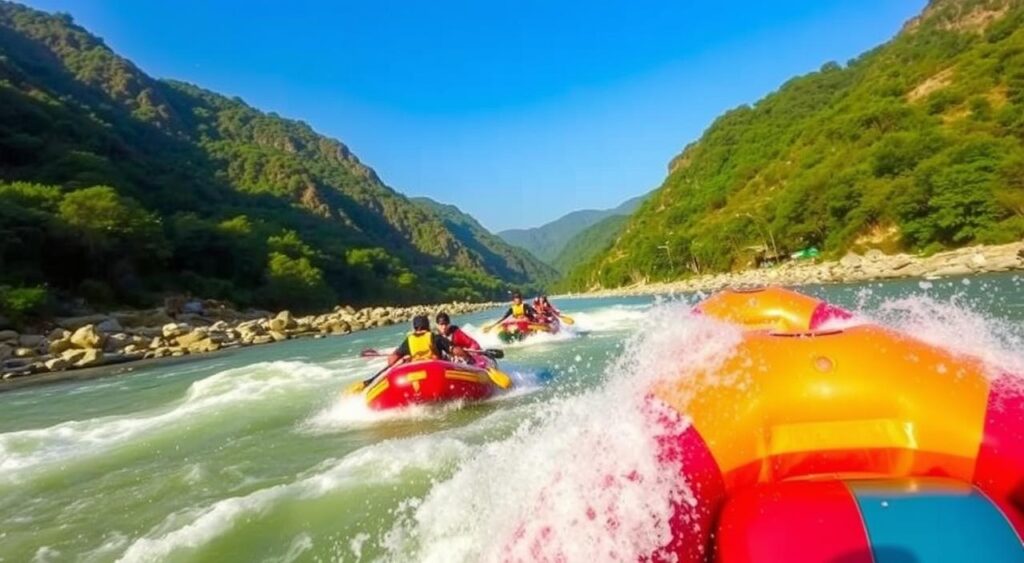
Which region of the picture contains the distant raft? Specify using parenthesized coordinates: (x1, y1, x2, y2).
(496, 318, 559, 343)
(648, 287, 1024, 561)
(363, 355, 508, 410)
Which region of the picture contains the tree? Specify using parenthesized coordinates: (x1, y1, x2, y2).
(261, 252, 335, 312)
(58, 186, 162, 251)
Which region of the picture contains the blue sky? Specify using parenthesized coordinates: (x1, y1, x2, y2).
(24, 0, 925, 231)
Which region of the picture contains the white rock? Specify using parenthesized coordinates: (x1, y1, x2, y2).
(175, 330, 208, 348)
(839, 253, 862, 268)
(60, 349, 87, 364)
(44, 357, 70, 371)
(48, 337, 74, 355)
(162, 323, 190, 339)
(70, 325, 103, 349)
(13, 347, 36, 358)
(74, 349, 104, 367)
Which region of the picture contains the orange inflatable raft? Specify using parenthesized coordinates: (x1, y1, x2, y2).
(646, 286, 1024, 561)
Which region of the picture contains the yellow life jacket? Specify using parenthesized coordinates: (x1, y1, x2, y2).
(407, 331, 438, 360)
(512, 303, 526, 318)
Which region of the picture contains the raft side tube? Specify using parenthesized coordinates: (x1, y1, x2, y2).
(694, 286, 852, 332)
(651, 321, 1024, 560)
(366, 358, 497, 410)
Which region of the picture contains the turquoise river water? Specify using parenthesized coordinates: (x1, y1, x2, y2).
(1, 274, 1023, 562)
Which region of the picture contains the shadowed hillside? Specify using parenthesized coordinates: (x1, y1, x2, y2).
(0, 1, 548, 316)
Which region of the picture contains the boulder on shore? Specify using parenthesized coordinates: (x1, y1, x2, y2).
(174, 330, 208, 348)
(18, 334, 44, 349)
(70, 325, 103, 349)
(44, 357, 70, 371)
(188, 337, 220, 354)
(56, 314, 110, 330)
(60, 349, 87, 365)
(269, 310, 297, 332)
(96, 318, 123, 333)
(74, 349, 104, 368)
(48, 337, 74, 355)
(162, 323, 190, 339)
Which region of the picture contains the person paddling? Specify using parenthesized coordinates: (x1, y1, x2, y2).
(387, 314, 467, 367)
(435, 312, 481, 351)
(535, 295, 561, 322)
(493, 291, 538, 324)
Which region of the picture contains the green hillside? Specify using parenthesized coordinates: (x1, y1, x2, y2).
(498, 194, 646, 264)
(568, 0, 1024, 290)
(411, 197, 559, 285)
(0, 1, 547, 315)
(552, 215, 629, 277)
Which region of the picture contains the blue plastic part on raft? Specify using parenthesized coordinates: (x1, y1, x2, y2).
(848, 478, 1024, 563)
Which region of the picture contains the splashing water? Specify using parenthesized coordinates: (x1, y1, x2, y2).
(0, 278, 1022, 561)
(377, 304, 744, 562)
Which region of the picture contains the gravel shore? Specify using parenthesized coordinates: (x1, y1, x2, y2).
(569, 242, 1024, 298)
(0, 300, 500, 388)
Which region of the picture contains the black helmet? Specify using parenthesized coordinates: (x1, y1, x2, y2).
(435, 312, 451, 325)
(512, 291, 522, 299)
(412, 315, 430, 331)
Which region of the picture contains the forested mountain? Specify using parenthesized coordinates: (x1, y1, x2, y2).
(411, 197, 559, 285)
(498, 194, 647, 265)
(0, 1, 546, 316)
(568, 0, 1024, 290)
(551, 214, 630, 277)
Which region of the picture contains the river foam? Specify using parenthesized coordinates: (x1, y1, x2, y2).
(377, 302, 743, 562)
(0, 361, 338, 481)
(115, 436, 474, 562)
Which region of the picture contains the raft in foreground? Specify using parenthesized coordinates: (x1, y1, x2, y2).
(650, 286, 1024, 561)
(363, 356, 506, 410)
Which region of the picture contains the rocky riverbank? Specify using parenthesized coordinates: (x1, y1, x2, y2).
(575, 242, 1024, 297)
(0, 301, 499, 385)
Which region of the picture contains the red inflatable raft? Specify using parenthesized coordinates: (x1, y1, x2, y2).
(496, 318, 559, 343)
(363, 355, 506, 410)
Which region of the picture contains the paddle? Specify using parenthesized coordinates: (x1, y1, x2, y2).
(343, 363, 392, 396)
(486, 367, 513, 389)
(556, 313, 575, 325)
(354, 348, 513, 390)
(359, 348, 505, 360)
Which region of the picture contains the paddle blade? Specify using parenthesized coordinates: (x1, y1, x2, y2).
(359, 349, 382, 358)
(343, 380, 366, 396)
(483, 348, 504, 359)
(558, 314, 575, 325)
(487, 368, 512, 390)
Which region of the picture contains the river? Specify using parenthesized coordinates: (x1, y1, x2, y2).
(1, 274, 1023, 562)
